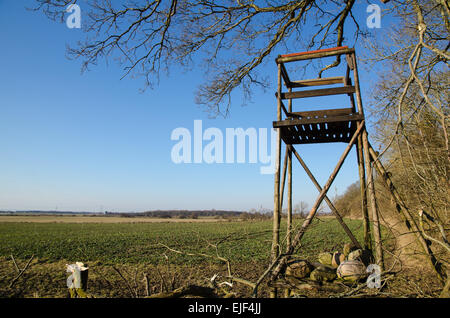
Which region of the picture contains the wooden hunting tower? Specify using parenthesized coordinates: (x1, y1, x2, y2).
(268, 45, 447, 297)
(269, 46, 384, 296)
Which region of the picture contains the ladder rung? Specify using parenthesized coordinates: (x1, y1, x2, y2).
(289, 77, 345, 88)
(277, 47, 354, 64)
(289, 108, 354, 118)
(280, 86, 355, 99)
(279, 46, 349, 58)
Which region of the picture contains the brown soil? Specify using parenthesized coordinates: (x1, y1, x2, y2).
(0, 257, 268, 298)
(381, 216, 424, 269)
(0, 256, 443, 298)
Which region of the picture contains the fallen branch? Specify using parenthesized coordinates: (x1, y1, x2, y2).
(10, 255, 20, 273)
(225, 276, 256, 289)
(160, 241, 259, 296)
(252, 254, 284, 297)
(417, 210, 450, 297)
(331, 273, 396, 298)
(142, 273, 150, 297)
(440, 276, 450, 298)
(112, 266, 138, 298)
(419, 210, 450, 253)
(147, 285, 217, 298)
(9, 254, 34, 288)
(271, 276, 348, 294)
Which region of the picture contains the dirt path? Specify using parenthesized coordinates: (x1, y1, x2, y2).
(381, 216, 422, 269)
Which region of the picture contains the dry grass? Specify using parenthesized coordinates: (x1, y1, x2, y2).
(0, 257, 266, 298)
(0, 256, 442, 298)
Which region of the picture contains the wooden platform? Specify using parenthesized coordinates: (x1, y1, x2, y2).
(273, 46, 365, 145)
(273, 108, 362, 144)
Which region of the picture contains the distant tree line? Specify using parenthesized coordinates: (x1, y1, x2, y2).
(106, 210, 271, 220)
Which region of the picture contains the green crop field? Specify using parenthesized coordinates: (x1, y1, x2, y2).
(0, 218, 366, 265)
(0, 217, 381, 298)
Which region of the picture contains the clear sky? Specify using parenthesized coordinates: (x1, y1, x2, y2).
(0, 1, 391, 212)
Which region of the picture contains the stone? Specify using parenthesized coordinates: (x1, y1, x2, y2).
(317, 252, 333, 266)
(285, 259, 314, 279)
(309, 265, 337, 282)
(347, 249, 372, 266)
(331, 252, 345, 268)
(337, 260, 367, 282)
(343, 243, 357, 257)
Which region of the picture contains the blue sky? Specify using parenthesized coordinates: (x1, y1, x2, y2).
(0, 1, 391, 212)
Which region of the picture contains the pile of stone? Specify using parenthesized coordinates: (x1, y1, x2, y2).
(285, 243, 373, 284)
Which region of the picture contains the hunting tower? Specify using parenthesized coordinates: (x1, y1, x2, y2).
(268, 46, 447, 297)
(269, 46, 383, 296)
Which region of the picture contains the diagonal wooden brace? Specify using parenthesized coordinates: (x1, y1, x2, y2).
(279, 147, 289, 212)
(289, 144, 362, 249)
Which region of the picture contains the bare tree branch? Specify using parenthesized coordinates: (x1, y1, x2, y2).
(33, 0, 365, 116)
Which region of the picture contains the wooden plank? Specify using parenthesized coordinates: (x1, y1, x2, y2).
(356, 133, 371, 251)
(279, 120, 358, 144)
(292, 124, 302, 144)
(288, 87, 292, 113)
(280, 46, 348, 58)
(286, 87, 300, 143)
(282, 126, 296, 144)
(350, 52, 365, 115)
(287, 125, 298, 144)
(271, 62, 282, 299)
(291, 137, 348, 145)
(281, 135, 295, 145)
(290, 108, 354, 118)
(348, 120, 356, 137)
(279, 99, 290, 118)
(333, 120, 348, 138)
(318, 122, 325, 132)
(276, 47, 355, 64)
(303, 122, 315, 143)
(362, 129, 384, 270)
(344, 65, 351, 85)
(290, 77, 345, 88)
(346, 53, 355, 70)
(286, 149, 292, 250)
(273, 113, 363, 128)
(281, 129, 351, 144)
(324, 120, 337, 135)
(280, 86, 355, 99)
(279, 148, 289, 213)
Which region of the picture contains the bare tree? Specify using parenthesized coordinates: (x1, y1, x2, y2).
(365, 0, 448, 226)
(293, 201, 308, 218)
(33, 0, 366, 116)
(363, 0, 449, 283)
